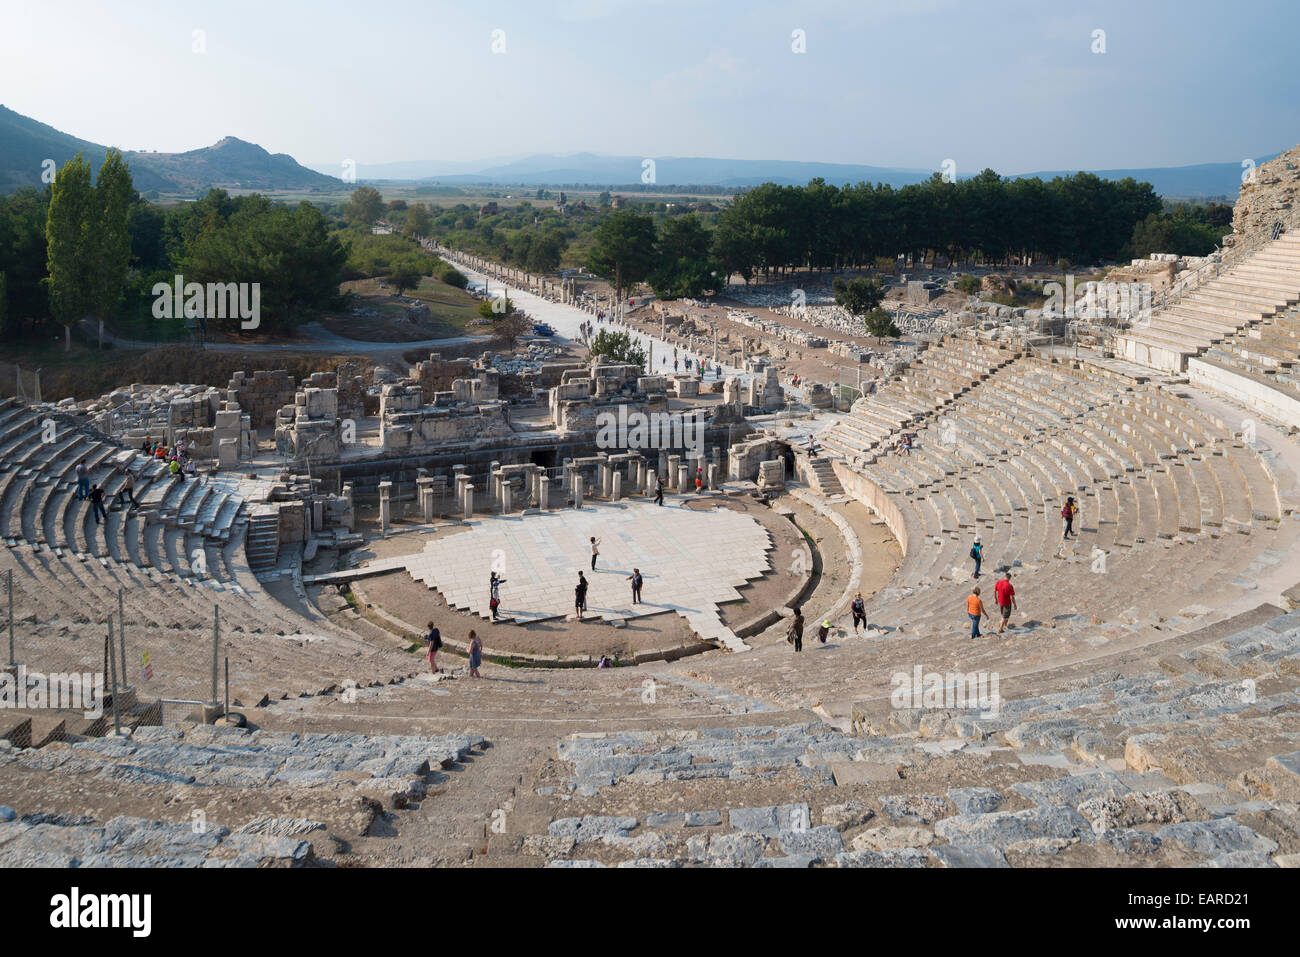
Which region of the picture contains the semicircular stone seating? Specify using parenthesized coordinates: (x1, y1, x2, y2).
(0, 399, 412, 703)
(808, 339, 1299, 699)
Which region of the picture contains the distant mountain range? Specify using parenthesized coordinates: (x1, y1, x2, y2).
(0, 105, 336, 194)
(0, 105, 1283, 199)
(306, 150, 1284, 199)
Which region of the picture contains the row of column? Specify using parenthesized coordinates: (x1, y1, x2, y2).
(376, 446, 729, 530)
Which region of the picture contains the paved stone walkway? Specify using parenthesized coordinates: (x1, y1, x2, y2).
(398, 500, 773, 650)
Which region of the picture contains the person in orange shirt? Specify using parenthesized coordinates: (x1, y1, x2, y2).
(966, 587, 989, 639)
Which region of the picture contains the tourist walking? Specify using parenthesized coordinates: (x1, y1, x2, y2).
(787, 605, 805, 652)
(468, 630, 482, 678)
(589, 536, 601, 570)
(995, 570, 1017, 634)
(113, 472, 137, 510)
(75, 460, 89, 500)
(850, 592, 866, 634)
(653, 475, 665, 506)
(88, 484, 107, 524)
(1062, 497, 1077, 539)
(966, 587, 989, 639)
(970, 536, 983, 578)
(425, 621, 442, 675)
(694, 467, 704, 494)
(816, 619, 831, 644)
(627, 567, 643, 604)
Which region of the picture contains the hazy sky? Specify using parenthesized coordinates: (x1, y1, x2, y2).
(2, 0, 1296, 173)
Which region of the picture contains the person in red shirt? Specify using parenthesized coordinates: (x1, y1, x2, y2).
(995, 571, 1017, 634)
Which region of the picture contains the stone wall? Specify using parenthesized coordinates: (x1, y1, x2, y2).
(1232, 144, 1300, 245)
(228, 370, 296, 429)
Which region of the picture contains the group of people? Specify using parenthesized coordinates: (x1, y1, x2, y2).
(140, 437, 196, 480)
(966, 570, 1018, 638)
(424, 621, 481, 679)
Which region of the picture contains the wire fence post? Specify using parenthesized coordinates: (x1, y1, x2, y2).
(118, 588, 128, 692)
(6, 568, 14, 667)
(107, 621, 121, 737)
(210, 605, 220, 705)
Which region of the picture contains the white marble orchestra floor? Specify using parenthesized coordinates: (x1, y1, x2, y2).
(401, 500, 774, 651)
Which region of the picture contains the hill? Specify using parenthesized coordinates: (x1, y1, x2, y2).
(0, 104, 336, 195)
(307, 150, 1287, 198)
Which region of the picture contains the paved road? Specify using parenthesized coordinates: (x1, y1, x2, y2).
(445, 257, 759, 385)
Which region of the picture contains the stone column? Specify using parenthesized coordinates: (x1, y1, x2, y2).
(708, 463, 718, 491)
(713, 329, 719, 363)
(342, 483, 354, 531)
(540, 475, 551, 509)
(417, 476, 434, 523)
(463, 484, 474, 520)
(658, 450, 669, 483)
(573, 475, 584, 508)
(667, 454, 680, 489)
(455, 473, 470, 506)
(502, 482, 512, 513)
(678, 461, 690, 492)
(379, 481, 392, 538)
(601, 463, 613, 499)
(612, 471, 623, 502)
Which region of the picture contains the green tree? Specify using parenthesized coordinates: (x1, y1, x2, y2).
(388, 257, 424, 295)
(345, 186, 385, 226)
(45, 153, 97, 350)
(648, 215, 720, 299)
(863, 306, 900, 344)
(587, 211, 657, 302)
(182, 201, 347, 333)
(832, 275, 884, 320)
(477, 296, 515, 319)
(525, 231, 565, 274)
(588, 328, 647, 369)
(404, 202, 432, 237)
(0, 188, 49, 337)
(438, 262, 469, 288)
(89, 148, 134, 336)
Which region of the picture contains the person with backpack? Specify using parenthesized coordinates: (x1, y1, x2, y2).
(425, 621, 442, 675)
(816, 619, 831, 644)
(1062, 497, 1077, 539)
(995, 570, 1017, 634)
(850, 593, 867, 634)
(75, 460, 90, 501)
(787, 606, 805, 652)
(627, 568, 643, 604)
(970, 536, 983, 578)
(966, 587, 989, 639)
(88, 483, 107, 525)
